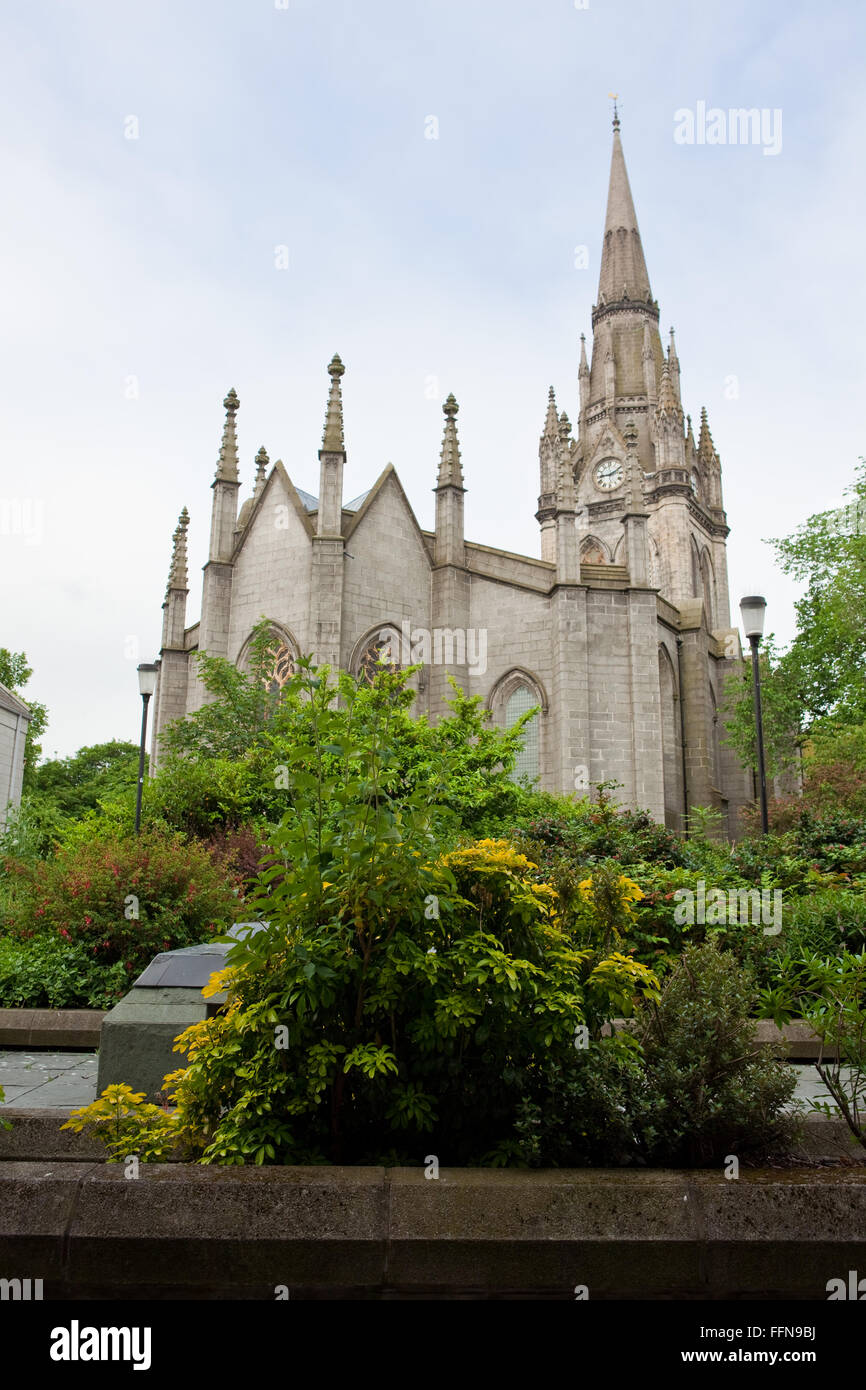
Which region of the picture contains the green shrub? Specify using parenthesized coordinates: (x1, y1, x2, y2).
(760, 949, 866, 1153)
(629, 942, 799, 1165)
(0, 935, 128, 1009)
(4, 829, 239, 982)
(66, 662, 660, 1167)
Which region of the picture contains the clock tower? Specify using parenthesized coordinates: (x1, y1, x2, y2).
(538, 110, 730, 631)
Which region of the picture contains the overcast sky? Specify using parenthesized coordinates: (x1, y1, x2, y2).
(2, 0, 864, 759)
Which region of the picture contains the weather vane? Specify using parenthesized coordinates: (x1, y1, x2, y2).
(608, 91, 620, 129)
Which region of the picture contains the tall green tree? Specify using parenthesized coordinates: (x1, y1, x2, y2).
(725, 461, 866, 778)
(30, 741, 139, 819)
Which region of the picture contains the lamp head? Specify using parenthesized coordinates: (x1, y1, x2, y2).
(137, 662, 159, 698)
(739, 595, 767, 641)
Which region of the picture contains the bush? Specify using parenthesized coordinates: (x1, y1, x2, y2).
(0, 935, 128, 1009)
(4, 829, 240, 983)
(629, 942, 799, 1165)
(512, 785, 686, 872)
(66, 662, 660, 1167)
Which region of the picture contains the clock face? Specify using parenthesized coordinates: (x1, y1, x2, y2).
(594, 458, 623, 491)
(690, 469, 701, 498)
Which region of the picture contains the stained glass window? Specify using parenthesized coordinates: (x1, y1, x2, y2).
(506, 684, 540, 784)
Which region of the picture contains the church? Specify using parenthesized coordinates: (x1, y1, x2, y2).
(151, 115, 753, 835)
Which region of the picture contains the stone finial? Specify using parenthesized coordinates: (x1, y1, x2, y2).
(215, 388, 240, 482)
(437, 392, 463, 488)
(166, 506, 189, 597)
(321, 354, 346, 453)
(253, 445, 269, 499)
(668, 326, 678, 361)
(579, 334, 589, 376)
(697, 405, 717, 464)
(541, 386, 559, 439)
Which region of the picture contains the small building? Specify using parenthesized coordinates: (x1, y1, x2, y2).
(0, 682, 31, 830)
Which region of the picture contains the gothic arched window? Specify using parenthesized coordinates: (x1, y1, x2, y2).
(356, 626, 402, 686)
(505, 684, 540, 784)
(263, 641, 296, 697)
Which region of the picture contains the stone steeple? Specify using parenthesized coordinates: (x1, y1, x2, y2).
(596, 112, 654, 308)
(585, 117, 664, 474)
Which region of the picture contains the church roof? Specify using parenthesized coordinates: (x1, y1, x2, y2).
(294, 486, 319, 512)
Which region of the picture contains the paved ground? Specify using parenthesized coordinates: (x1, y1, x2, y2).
(0, 1051, 850, 1112)
(0, 1051, 99, 1108)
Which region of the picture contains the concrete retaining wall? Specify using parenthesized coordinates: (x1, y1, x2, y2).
(1, 1163, 865, 1299)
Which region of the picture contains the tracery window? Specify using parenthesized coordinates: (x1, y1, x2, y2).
(356, 627, 402, 685)
(505, 684, 540, 784)
(263, 641, 296, 697)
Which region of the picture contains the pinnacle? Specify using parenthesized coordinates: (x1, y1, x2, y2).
(656, 359, 681, 420)
(437, 392, 463, 488)
(253, 446, 269, 498)
(166, 506, 189, 595)
(542, 386, 559, 438)
(698, 405, 716, 462)
(215, 388, 240, 482)
(321, 354, 346, 453)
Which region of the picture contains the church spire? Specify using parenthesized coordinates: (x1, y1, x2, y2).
(596, 115, 653, 308)
(437, 393, 464, 488)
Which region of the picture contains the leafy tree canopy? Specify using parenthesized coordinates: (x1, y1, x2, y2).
(725, 460, 866, 779)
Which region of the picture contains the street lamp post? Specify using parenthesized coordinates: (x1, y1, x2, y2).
(135, 662, 160, 835)
(739, 596, 769, 835)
